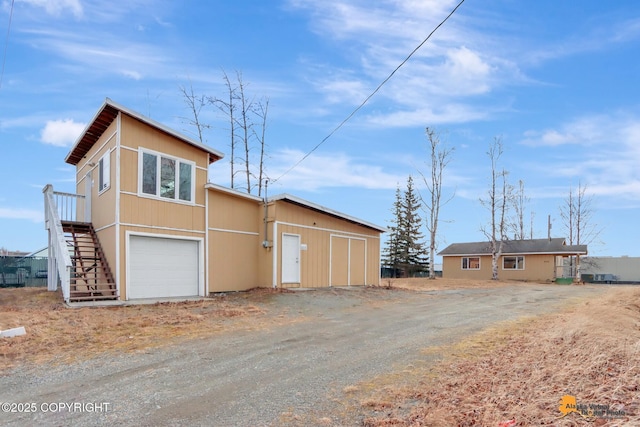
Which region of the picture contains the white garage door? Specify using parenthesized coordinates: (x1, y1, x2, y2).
(129, 235, 199, 299)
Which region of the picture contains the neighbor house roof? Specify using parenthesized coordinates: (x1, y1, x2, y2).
(270, 194, 387, 233)
(438, 238, 588, 256)
(65, 98, 225, 166)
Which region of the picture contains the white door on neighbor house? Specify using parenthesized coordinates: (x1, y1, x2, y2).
(281, 233, 300, 284)
(128, 235, 199, 299)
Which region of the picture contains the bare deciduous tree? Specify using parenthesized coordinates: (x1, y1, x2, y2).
(204, 70, 269, 195)
(480, 137, 512, 280)
(418, 127, 455, 279)
(235, 71, 254, 193)
(560, 181, 601, 246)
(559, 181, 602, 277)
(510, 179, 532, 240)
(179, 79, 210, 143)
(252, 98, 270, 197)
(209, 71, 239, 188)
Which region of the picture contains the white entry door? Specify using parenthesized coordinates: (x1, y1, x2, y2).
(281, 234, 300, 284)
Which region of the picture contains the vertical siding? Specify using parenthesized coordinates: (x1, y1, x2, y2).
(350, 239, 366, 285)
(74, 120, 118, 230)
(330, 236, 349, 286)
(115, 114, 210, 299)
(273, 201, 381, 288)
(207, 189, 263, 292)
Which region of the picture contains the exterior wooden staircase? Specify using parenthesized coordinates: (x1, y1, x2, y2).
(61, 221, 117, 302)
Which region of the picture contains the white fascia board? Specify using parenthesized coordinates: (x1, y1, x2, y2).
(269, 193, 387, 233)
(204, 183, 264, 202)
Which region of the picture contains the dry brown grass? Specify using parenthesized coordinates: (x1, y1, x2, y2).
(385, 277, 543, 291)
(360, 286, 640, 426)
(0, 287, 277, 370)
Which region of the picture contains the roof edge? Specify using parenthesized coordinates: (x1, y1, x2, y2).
(269, 193, 387, 233)
(204, 183, 264, 202)
(65, 98, 225, 165)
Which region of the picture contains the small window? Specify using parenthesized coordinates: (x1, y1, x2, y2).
(98, 152, 110, 193)
(179, 162, 192, 201)
(462, 257, 480, 270)
(139, 149, 194, 203)
(142, 152, 157, 195)
(160, 157, 176, 199)
(503, 256, 525, 270)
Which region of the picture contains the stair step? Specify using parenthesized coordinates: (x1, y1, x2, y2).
(70, 291, 117, 296)
(69, 295, 118, 302)
(61, 220, 117, 302)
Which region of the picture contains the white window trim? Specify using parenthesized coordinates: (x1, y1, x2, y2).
(98, 151, 110, 194)
(502, 255, 525, 270)
(137, 148, 196, 205)
(461, 256, 481, 270)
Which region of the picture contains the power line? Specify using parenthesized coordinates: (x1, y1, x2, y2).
(273, 0, 466, 183)
(0, 0, 15, 90)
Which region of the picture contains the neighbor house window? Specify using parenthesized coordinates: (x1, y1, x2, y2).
(98, 152, 110, 193)
(139, 149, 194, 203)
(462, 257, 480, 270)
(503, 256, 525, 270)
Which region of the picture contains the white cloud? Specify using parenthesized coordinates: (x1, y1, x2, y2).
(18, 0, 83, 18)
(20, 28, 176, 81)
(522, 112, 640, 202)
(442, 47, 492, 94)
(291, 0, 526, 127)
(120, 70, 143, 80)
(521, 114, 628, 147)
(248, 149, 406, 192)
(321, 78, 369, 105)
(0, 208, 42, 222)
(40, 119, 85, 146)
(365, 103, 490, 127)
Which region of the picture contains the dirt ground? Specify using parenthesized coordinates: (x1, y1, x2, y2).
(0, 279, 638, 426)
(0, 278, 513, 370)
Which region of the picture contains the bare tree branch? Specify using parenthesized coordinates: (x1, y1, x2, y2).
(479, 137, 512, 280)
(418, 127, 455, 279)
(178, 78, 210, 143)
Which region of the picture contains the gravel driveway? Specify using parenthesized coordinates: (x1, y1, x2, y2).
(0, 284, 608, 426)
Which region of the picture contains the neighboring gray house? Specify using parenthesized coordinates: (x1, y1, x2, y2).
(581, 256, 640, 283)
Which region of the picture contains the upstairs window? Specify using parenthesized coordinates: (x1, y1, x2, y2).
(503, 256, 525, 270)
(462, 257, 480, 270)
(98, 152, 110, 193)
(140, 149, 194, 203)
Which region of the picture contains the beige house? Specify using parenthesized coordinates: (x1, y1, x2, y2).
(43, 99, 384, 302)
(438, 238, 587, 282)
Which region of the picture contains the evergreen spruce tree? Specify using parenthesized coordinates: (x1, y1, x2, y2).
(383, 177, 429, 278)
(382, 186, 403, 278)
(400, 175, 429, 276)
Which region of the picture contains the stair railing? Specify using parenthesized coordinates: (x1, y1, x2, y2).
(43, 185, 76, 302)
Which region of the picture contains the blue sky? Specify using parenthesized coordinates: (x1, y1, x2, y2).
(1, 0, 640, 261)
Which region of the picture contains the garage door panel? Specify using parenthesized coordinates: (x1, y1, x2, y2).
(129, 236, 199, 299)
(330, 236, 349, 286)
(350, 239, 366, 285)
